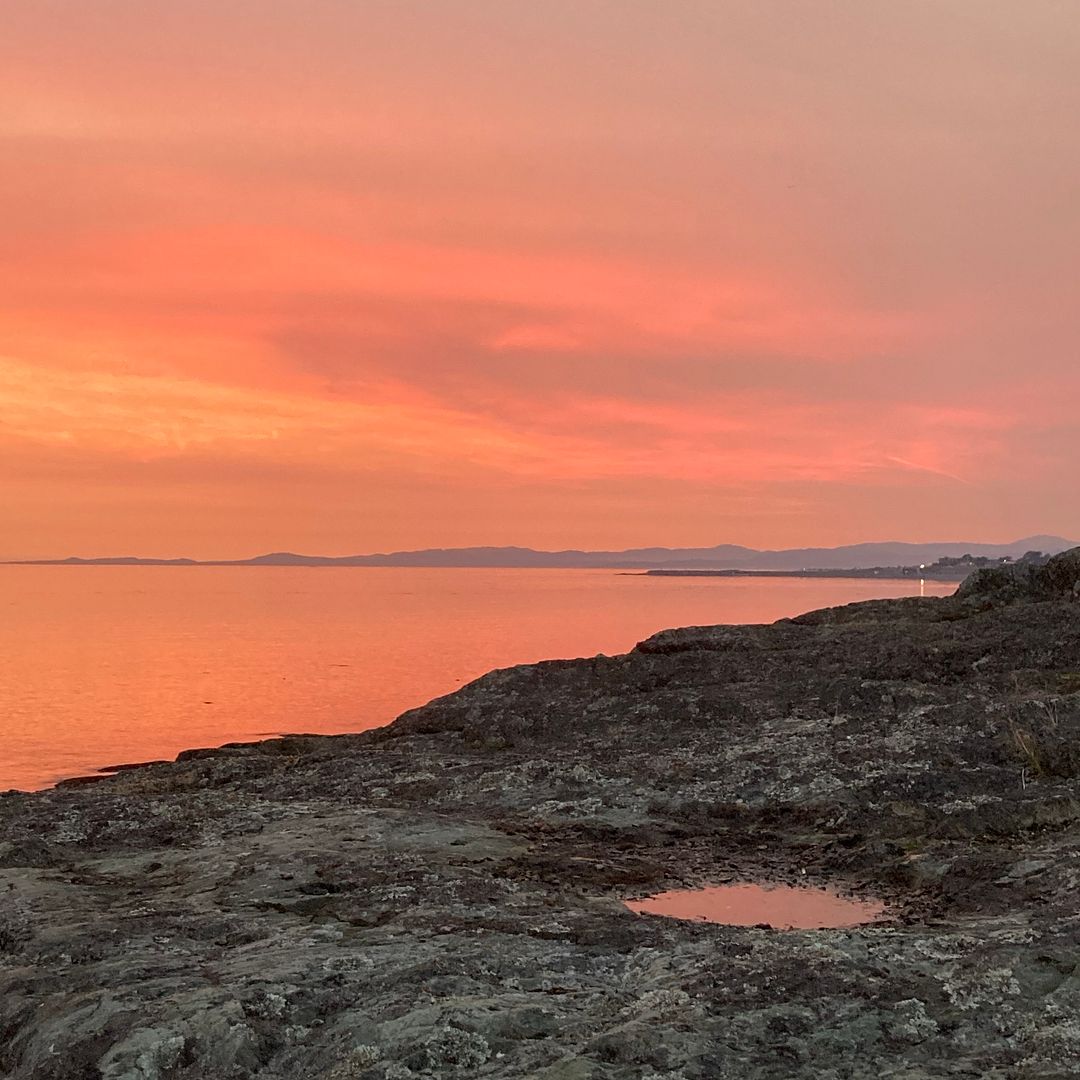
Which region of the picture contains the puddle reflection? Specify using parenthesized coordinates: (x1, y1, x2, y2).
(626, 882, 886, 929)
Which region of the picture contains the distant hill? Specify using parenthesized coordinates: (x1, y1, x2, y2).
(11, 535, 1077, 570)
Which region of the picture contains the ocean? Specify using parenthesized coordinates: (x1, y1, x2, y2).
(0, 566, 955, 790)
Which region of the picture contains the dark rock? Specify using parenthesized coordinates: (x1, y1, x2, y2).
(956, 546, 1080, 603)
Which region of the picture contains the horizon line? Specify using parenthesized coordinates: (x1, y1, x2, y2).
(4, 533, 1075, 566)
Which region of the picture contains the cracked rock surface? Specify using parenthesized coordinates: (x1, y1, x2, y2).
(3, 549, 1080, 1078)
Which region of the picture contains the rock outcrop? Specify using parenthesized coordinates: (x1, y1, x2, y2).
(955, 545, 1080, 604)
(3, 550, 1080, 1078)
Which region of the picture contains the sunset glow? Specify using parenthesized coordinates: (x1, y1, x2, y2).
(3, 2, 1078, 556)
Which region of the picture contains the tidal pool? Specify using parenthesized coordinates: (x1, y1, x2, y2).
(625, 882, 887, 929)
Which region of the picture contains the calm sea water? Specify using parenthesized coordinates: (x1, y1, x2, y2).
(0, 567, 955, 791)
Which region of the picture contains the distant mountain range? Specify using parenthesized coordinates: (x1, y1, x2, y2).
(10, 535, 1077, 571)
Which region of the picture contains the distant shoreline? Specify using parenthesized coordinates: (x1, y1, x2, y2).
(642, 567, 971, 581)
(2, 534, 1073, 572)
(2, 560, 970, 581)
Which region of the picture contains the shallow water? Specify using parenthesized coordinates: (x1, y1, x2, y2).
(0, 566, 955, 791)
(625, 882, 888, 929)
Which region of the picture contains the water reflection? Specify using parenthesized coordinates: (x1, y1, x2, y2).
(0, 566, 956, 791)
(626, 882, 887, 929)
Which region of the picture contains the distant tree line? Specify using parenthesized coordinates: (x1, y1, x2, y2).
(930, 550, 1050, 571)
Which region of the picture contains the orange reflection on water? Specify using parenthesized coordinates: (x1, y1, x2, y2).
(626, 882, 887, 929)
(0, 567, 956, 791)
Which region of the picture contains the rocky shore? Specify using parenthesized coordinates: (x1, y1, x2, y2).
(3, 551, 1080, 1079)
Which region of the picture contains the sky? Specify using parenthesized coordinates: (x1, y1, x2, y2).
(2, 1, 1079, 558)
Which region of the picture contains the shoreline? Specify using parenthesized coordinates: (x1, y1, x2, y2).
(3, 574, 959, 796)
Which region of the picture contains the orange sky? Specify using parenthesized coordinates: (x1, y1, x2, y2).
(3, 1, 1079, 557)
